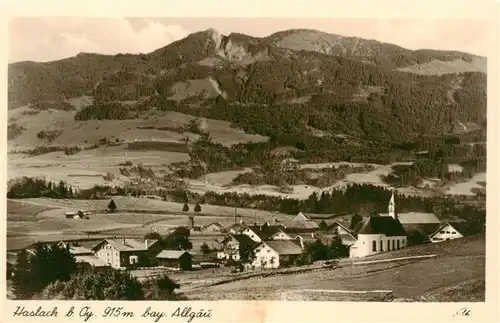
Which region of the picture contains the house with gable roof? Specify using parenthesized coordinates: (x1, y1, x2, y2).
(428, 222, 472, 243)
(91, 238, 162, 269)
(156, 250, 192, 270)
(250, 240, 303, 269)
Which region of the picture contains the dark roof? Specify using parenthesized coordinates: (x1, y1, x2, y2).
(247, 225, 286, 240)
(356, 216, 407, 237)
(232, 234, 259, 248)
(229, 223, 247, 232)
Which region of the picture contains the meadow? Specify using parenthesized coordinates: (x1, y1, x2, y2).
(182, 235, 485, 301)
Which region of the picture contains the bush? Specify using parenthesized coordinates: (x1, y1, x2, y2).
(35, 267, 144, 300)
(37, 130, 63, 142)
(7, 123, 26, 140)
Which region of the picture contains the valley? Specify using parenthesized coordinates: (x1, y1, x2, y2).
(6, 25, 487, 304)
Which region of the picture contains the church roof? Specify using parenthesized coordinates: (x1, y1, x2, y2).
(380, 212, 440, 224)
(356, 216, 407, 237)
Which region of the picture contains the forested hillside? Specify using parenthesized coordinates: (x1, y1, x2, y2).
(8, 28, 487, 165)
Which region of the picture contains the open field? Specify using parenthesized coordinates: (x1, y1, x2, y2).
(445, 172, 486, 196)
(186, 161, 468, 199)
(6, 197, 292, 250)
(181, 235, 485, 301)
(8, 145, 190, 189)
(8, 107, 267, 151)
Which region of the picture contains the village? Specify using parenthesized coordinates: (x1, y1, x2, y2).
(7, 192, 474, 280)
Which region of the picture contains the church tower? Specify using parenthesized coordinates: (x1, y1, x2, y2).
(388, 191, 397, 219)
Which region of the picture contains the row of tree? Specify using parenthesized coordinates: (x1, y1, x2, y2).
(11, 244, 182, 300)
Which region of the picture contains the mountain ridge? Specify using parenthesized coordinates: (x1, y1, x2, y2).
(8, 28, 487, 150)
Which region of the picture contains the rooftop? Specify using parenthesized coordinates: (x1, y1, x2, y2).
(93, 238, 159, 252)
(75, 255, 110, 267)
(156, 250, 190, 259)
(356, 216, 407, 237)
(380, 212, 441, 224)
(264, 240, 303, 255)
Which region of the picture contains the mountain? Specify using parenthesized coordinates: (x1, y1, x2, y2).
(8, 28, 487, 149)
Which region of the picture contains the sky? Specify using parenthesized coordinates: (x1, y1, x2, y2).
(8, 17, 490, 63)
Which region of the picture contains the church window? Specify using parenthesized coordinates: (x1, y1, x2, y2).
(372, 241, 377, 252)
(380, 240, 383, 251)
(392, 240, 395, 250)
(387, 240, 391, 251)
(397, 240, 400, 249)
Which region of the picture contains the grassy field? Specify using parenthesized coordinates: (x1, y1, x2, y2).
(186, 161, 451, 199)
(181, 235, 485, 301)
(6, 197, 293, 250)
(445, 172, 486, 196)
(8, 107, 267, 151)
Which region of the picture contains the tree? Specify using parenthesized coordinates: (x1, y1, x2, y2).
(164, 227, 193, 250)
(200, 242, 211, 255)
(36, 267, 144, 300)
(328, 236, 350, 259)
(304, 239, 331, 261)
(142, 274, 182, 300)
(12, 250, 33, 299)
(319, 220, 329, 231)
(194, 203, 202, 214)
(182, 203, 189, 213)
(350, 213, 363, 230)
(144, 231, 164, 246)
(13, 244, 77, 299)
(107, 199, 117, 213)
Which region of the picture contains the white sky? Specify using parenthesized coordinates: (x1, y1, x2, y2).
(8, 17, 490, 63)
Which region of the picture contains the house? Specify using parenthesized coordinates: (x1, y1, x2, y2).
(228, 222, 247, 234)
(202, 222, 226, 234)
(221, 234, 259, 261)
(349, 192, 407, 258)
(91, 238, 162, 269)
(246, 223, 287, 241)
(292, 212, 311, 222)
(429, 222, 471, 243)
(156, 250, 192, 270)
(240, 226, 263, 242)
(268, 229, 294, 241)
(324, 221, 357, 246)
(251, 240, 303, 269)
(65, 211, 78, 218)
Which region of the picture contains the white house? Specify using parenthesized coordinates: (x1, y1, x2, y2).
(429, 222, 464, 243)
(268, 229, 294, 241)
(202, 222, 226, 234)
(349, 192, 407, 258)
(91, 238, 161, 269)
(250, 240, 303, 269)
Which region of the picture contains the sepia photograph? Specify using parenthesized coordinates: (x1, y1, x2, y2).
(4, 9, 490, 308)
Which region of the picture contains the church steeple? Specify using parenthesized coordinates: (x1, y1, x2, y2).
(388, 191, 396, 219)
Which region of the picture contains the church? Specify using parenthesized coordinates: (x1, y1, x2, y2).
(349, 192, 408, 258)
